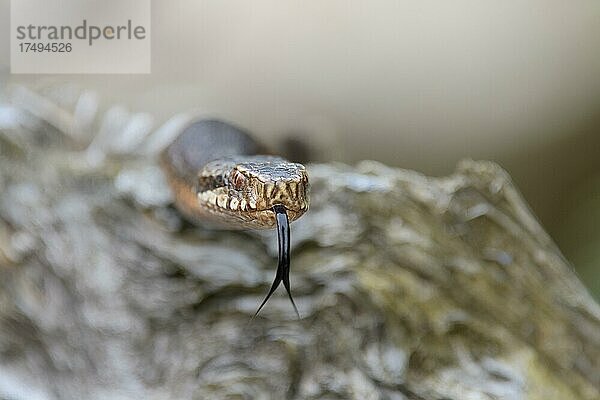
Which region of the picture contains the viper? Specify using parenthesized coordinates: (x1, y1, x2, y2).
(161, 119, 310, 318)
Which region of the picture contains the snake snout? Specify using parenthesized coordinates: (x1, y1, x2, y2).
(267, 179, 308, 208)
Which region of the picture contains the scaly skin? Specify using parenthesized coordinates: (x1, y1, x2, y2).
(161, 120, 309, 229)
(161, 119, 310, 318)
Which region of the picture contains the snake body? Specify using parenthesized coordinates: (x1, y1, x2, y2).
(161, 119, 310, 317)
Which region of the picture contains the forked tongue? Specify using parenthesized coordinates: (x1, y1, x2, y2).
(251, 205, 300, 320)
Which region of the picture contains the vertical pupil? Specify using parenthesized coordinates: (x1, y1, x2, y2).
(233, 172, 244, 188)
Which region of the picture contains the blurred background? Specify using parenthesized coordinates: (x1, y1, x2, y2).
(1, 0, 599, 297)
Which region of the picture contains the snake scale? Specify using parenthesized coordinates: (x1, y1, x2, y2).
(161, 119, 310, 318)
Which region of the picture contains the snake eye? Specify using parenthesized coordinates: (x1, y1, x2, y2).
(230, 170, 247, 190)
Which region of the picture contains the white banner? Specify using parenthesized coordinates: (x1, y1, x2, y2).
(11, 0, 151, 74)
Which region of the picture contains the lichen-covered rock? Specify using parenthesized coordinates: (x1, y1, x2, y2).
(0, 123, 598, 400)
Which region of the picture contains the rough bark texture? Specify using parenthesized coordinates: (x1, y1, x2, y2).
(1, 119, 599, 400)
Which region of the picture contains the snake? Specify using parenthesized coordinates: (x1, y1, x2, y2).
(161, 119, 310, 318)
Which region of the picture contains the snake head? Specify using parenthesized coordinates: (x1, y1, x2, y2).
(196, 156, 309, 229)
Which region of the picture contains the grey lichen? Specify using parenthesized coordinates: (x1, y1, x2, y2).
(0, 122, 599, 400)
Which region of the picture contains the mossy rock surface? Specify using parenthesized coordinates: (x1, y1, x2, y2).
(0, 126, 599, 399)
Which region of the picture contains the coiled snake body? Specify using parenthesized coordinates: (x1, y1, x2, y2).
(161, 120, 310, 317)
